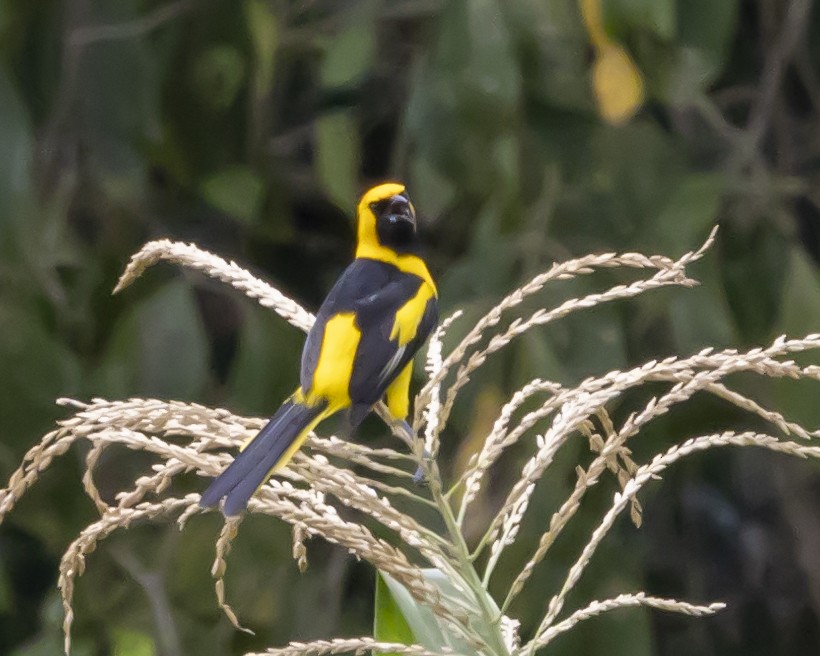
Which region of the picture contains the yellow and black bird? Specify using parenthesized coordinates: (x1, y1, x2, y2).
(200, 182, 438, 515)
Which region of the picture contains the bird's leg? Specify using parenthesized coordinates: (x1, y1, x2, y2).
(390, 419, 430, 486)
(412, 460, 430, 486)
(390, 418, 416, 450)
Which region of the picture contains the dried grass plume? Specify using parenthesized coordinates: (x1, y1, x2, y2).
(2, 227, 820, 655)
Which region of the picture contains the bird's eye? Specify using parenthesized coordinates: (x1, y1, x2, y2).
(370, 199, 392, 217)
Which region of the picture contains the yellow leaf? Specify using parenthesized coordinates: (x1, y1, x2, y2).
(592, 43, 645, 125)
(579, 0, 608, 49)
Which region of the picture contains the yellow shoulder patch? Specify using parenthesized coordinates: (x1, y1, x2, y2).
(386, 361, 413, 420)
(390, 282, 436, 346)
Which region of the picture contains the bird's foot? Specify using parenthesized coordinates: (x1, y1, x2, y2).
(412, 453, 431, 487)
(390, 419, 430, 485)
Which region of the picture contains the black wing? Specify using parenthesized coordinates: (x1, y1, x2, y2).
(299, 258, 437, 408)
(349, 274, 438, 407)
(300, 259, 393, 393)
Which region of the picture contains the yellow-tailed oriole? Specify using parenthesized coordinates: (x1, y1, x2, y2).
(200, 182, 438, 515)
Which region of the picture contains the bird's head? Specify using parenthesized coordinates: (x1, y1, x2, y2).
(356, 182, 418, 255)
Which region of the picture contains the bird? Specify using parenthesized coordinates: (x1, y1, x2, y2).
(200, 182, 438, 515)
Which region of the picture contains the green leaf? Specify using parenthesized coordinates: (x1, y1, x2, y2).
(652, 172, 725, 252)
(658, 0, 738, 103)
(378, 571, 448, 651)
(408, 156, 457, 219)
(546, 300, 628, 381)
(405, 0, 521, 195)
(772, 247, 820, 428)
(316, 111, 359, 209)
(719, 218, 788, 344)
(191, 44, 247, 111)
(548, 120, 683, 251)
(96, 280, 209, 400)
(678, 0, 738, 70)
(245, 0, 279, 98)
(374, 572, 416, 650)
(9, 593, 96, 656)
(111, 628, 156, 656)
(10, 634, 93, 656)
(321, 0, 378, 89)
(378, 570, 481, 654)
(503, 0, 589, 112)
(200, 166, 265, 223)
(669, 246, 734, 352)
(227, 303, 305, 415)
(546, 586, 652, 656)
(0, 306, 81, 441)
(778, 247, 820, 336)
(78, 33, 159, 203)
(0, 66, 33, 251)
(603, 0, 677, 41)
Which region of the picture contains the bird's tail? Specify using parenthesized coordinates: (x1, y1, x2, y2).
(200, 396, 329, 515)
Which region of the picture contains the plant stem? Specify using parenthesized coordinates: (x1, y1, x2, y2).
(427, 460, 509, 656)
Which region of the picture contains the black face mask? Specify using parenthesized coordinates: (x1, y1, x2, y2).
(372, 194, 417, 253)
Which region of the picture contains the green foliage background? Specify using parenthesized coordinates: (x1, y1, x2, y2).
(1, 0, 819, 654)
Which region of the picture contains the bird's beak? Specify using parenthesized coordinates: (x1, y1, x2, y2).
(386, 195, 416, 229)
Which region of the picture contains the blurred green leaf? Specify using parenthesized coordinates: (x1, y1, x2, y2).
(96, 281, 209, 400)
(659, 0, 738, 103)
(0, 306, 81, 441)
(547, 303, 627, 380)
(191, 45, 247, 111)
(652, 172, 724, 252)
(79, 35, 159, 203)
(112, 627, 155, 656)
(504, 0, 589, 112)
(316, 111, 359, 208)
(0, 66, 33, 250)
(245, 0, 279, 98)
(10, 634, 90, 656)
(669, 248, 734, 352)
(9, 592, 95, 656)
(321, 0, 378, 89)
(778, 246, 820, 336)
(374, 572, 416, 651)
(227, 303, 305, 415)
(405, 0, 521, 194)
(719, 218, 788, 344)
(603, 0, 677, 41)
(200, 166, 265, 223)
(547, 586, 652, 656)
(549, 120, 683, 251)
(408, 156, 457, 218)
(771, 247, 820, 429)
(677, 0, 738, 72)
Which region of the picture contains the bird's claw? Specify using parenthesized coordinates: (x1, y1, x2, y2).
(390, 419, 429, 485)
(412, 453, 431, 486)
